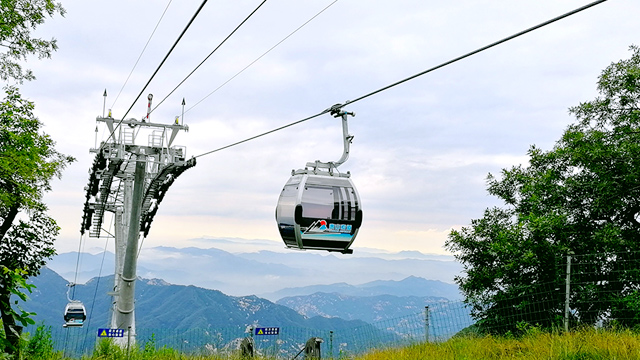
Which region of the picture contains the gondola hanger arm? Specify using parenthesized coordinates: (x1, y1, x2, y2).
(305, 109, 355, 173)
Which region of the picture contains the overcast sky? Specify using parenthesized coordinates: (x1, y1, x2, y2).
(15, 0, 640, 257)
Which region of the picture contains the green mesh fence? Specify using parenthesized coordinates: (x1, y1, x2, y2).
(26, 250, 640, 358)
(28, 306, 475, 358)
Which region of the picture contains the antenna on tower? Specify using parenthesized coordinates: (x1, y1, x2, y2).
(145, 94, 153, 122)
(181, 98, 186, 125)
(102, 89, 107, 118)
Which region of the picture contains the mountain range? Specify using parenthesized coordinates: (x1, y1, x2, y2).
(46, 245, 462, 299)
(25, 267, 370, 331)
(22, 265, 471, 353)
(265, 276, 462, 301)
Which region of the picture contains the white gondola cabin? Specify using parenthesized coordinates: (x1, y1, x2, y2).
(63, 301, 86, 328)
(276, 171, 362, 253)
(275, 107, 362, 254)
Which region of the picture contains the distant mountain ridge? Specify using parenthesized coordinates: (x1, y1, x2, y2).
(276, 293, 446, 322)
(275, 292, 473, 340)
(47, 246, 462, 298)
(25, 267, 375, 332)
(263, 276, 462, 301)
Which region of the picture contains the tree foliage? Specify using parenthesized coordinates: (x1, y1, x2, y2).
(0, 85, 73, 354)
(0, 0, 65, 83)
(0, 1, 68, 355)
(446, 45, 640, 334)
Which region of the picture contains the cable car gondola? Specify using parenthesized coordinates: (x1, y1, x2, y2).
(63, 301, 86, 328)
(63, 283, 86, 328)
(275, 107, 362, 254)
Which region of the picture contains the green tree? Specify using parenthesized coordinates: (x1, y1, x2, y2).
(0, 0, 65, 83)
(446, 45, 640, 334)
(0, 1, 68, 355)
(0, 86, 73, 354)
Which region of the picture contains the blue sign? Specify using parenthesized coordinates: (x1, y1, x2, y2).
(255, 327, 279, 336)
(97, 328, 125, 338)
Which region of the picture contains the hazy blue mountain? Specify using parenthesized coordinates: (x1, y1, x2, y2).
(276, 292, 473, 340)
(24, 268, 409, 357)
(264, 276, 462, 301)
(46, 251, 116, 283)
(276, 293, 442, 322)
(47, 246, 462, 298)
(24, 267, 375, 332)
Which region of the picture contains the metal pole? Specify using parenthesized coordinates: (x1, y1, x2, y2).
(425, 306, 430, 342)
(114, 156, 146, 345)
(127, 325, 132, 360)
(146, 94, 153, 121)
(564, 254, 572, 332)
(181, 98, 186, 125)
(102, 89, 107, 118)
(111, 185, 130, 330)
(329, 331, 333, 360)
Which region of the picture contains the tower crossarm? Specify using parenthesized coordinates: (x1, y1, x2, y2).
(80, 149, 124, 237)
(140, 157, 196, 238)
(80, 150, 106, 235)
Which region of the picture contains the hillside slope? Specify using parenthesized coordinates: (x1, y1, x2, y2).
(25, 267, 373, 332)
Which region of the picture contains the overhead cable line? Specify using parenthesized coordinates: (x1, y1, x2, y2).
(343, 0, 608, 107)
(71, 233, 84, 297)
(186, 0, 339, 114)
(82, 228, 112, 342)
(193, 0, 608, 159)
(111, 0, 174, 110)
(194, 111, 327, 158)
(101, 0, 208, 149)
(151, 0, 269, 115)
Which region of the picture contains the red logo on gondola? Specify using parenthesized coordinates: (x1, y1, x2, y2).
(319, 220, 327, 230)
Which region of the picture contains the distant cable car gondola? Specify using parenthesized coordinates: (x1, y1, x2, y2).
(63, 283, 86, 328)
(63, 301, 86, 328)
(276, 107, 362, 254)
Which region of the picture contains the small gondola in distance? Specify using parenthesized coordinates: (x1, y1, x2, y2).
(63, 301, 86, 328)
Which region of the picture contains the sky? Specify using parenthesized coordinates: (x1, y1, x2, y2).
(15, 0, 640, 258)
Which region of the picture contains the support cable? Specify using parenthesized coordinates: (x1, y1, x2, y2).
(185, 0, 339, 114)
(82, 230, 110, 344)
(343, 0, 608, 107)
(111, 0, 174, 110)
(70, 233, 85, 299)
(100, 0, 209, 149)
(194, 110, 327, 158)
(192, 0, 608, 159)
(150, 0, 269, 114)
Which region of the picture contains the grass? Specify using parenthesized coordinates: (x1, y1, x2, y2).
(355, 327, 640, 360)
(12, 326, 640, 359)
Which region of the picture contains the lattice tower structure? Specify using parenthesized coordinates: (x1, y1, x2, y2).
(80, 116, 195, 345)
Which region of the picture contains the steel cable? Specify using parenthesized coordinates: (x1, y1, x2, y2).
(150, 0, 270, 115)
(192, 0, 608, 159)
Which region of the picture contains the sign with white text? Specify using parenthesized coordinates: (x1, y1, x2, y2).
(255, 327, 279, 335)
(97, 328, 125, 338)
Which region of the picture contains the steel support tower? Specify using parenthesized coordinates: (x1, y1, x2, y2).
(80, 113, 195, 345)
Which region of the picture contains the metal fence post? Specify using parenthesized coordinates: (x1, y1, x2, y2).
(425, 306, 430, 343)
(127, 326, 132, 360)
(564, 253, 572, 332)
(330, 331, 335, 359)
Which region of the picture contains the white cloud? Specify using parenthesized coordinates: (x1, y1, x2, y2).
(12, 0, 640, 261)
